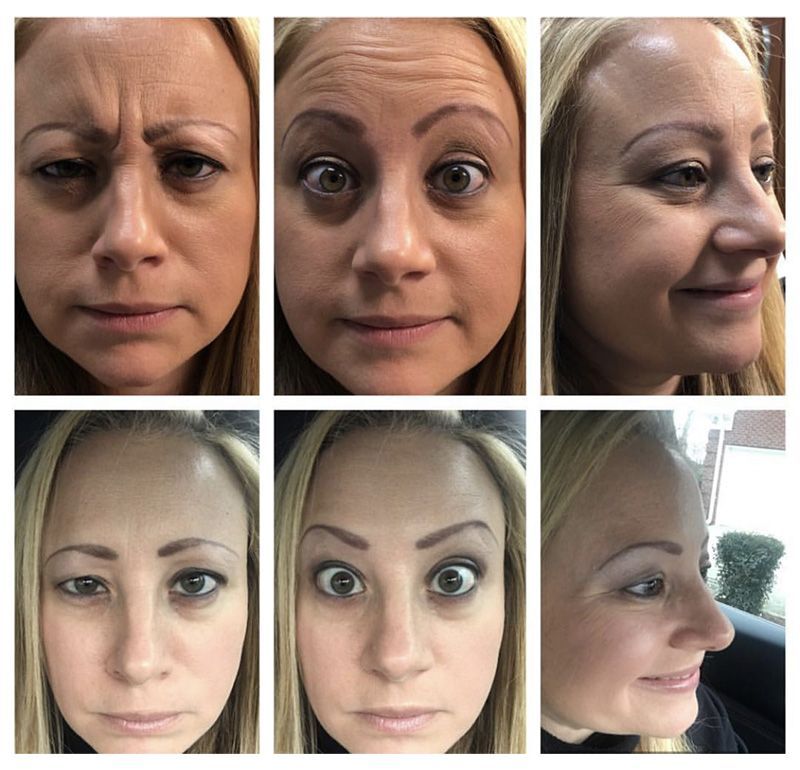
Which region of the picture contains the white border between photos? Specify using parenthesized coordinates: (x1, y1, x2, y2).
(2, 1, 796, 769)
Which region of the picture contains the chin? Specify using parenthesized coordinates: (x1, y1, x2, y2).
(636, 693, 699, 739)
(78, 353, 185, 393)
(330, 366, 460, 396)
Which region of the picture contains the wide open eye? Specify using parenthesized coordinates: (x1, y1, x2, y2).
(429, 563, 478, 597)
(429, 162, 488, 195)
(59, 576, 108, 597)
(172, 570, 224, 597)
(301, 159, 359, 195)
(315, 564, 365, 597)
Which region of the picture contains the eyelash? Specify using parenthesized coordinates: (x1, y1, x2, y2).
(653, 159, 777, 191)
(623, 563, 711, 600)
(298, 156, 491, 199)
(56, 569, 227, 603)
(313, 559, 482, 600)
(35, 152, 226, 188)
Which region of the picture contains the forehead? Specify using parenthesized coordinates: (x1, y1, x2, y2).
(16, 19, 249, 126)
(581, 19, 765, 143)
(551, 437, 706, 566)
(276, 18, 518, 129)
(44, 432, 248, 550)
(303, 429, 505, 541)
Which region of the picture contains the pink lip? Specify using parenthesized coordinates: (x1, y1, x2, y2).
(676, 280, 763, 312)
(99, 712, 182, 735)
(355, 709, 440, 735)
(80, 304, 183, 332)
(342, 316, 449, 347)
(636, 666, 701, 692)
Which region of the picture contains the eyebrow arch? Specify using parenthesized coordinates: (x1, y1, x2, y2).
(415, 520, 498, 549)
(412, 103, 512, 144)
(281, 108, 367, 149)
(598, 533, 710, 571)
(142, 118, 238, 143)
(19, 122, 109, 148)
(301, 524, 370, 550)
(156, 537, 238, 558)
(621, 121, 725, 155)
(44, 543, 119, 565)
(44, 537, 237, 566)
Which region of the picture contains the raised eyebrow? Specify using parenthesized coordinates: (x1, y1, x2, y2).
(300, 524, 370, 550)
(156, 537, 239, 558)
(280, 108, 367, 149)
(411, 103, 513, 144)
(597, 540, 683, 571)
(415, 520, 498, 549)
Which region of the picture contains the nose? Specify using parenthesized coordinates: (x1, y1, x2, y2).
(351, 183, 436, 286)
(105, 593, 169, 686)
(669, 582, 736, 653)
(360, 589, 434, 683)
(711, 172, 786, 258)
(90, 167, 168, 271)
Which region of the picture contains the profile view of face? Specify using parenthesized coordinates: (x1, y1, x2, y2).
(563, 19, 785, 394)
(542, 437, 735, 742)
(40, 432, 249, 753)
(15, 19, 256, 395)
(296, 430, 506, 752)
(275, 19, 525, 395)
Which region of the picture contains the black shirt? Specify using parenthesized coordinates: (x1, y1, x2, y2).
(542, 683, 747, 753)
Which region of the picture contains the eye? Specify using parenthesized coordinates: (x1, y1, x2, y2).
(429, 162, 488, 195)
(162, 153, 224, 181)
(624, 576, 665, 598)
(655, 162, 708, 189)
(315, 565, 365, 597)
(753, 158, 776, 187)
(37, 159, 94, 180)
(700, 563, 711, 583)
(171, 570, 223, 598)
(58, 576, 108, 597)
(301, 159, 359, 195)
(429, 563, 478, 597)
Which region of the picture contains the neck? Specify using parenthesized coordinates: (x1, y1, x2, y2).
(541, 711, 594, 744)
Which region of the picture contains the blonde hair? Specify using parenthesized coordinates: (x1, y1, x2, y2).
(274, 18, 526, 395)
(541, 17, 785, 395)
(15, 411, 260, 753)
(275, 411, 526, 752)
(14, 18, 260, 395)
(542, 410, 693, 753)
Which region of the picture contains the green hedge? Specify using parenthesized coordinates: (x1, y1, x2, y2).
(714, 531, 785, 616)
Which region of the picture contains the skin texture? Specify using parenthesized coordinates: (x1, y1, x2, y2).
(296, 430, 506, 752)
(564, 20, 785, 394)
(542, 437, 735, 743)
(16, 19, 256, 395)
(40, 433, 249, 753)
(275, 19, 524, 394)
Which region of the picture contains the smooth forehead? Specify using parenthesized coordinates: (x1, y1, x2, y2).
(581, 19, 764, 136)
(276, 18, 518, 126)
(303, 428, 505, 535)
(16, 18, 249, 124)
(44, 432, 248, 547)
(553, 436, 705, 559)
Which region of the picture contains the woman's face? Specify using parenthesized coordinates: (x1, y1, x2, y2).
(275, 19, 524, 395)
(542, 437, 735, 742)
(15, 19, 256, 395)
(296, 430, 506, 752)
(40, 433, 249, 753)
(563, 19, 785, 394)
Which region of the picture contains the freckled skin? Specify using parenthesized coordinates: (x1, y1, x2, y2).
(40, 434, 249, 753)
(542, 438, 735, 743)
(563, 19, 785, 394)
(296, 431, 506, 752)
(15, 19, 256, 394)
(275, 19, 524, 395)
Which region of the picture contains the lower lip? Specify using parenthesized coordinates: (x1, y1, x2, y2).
(80, 307, 181, 332)
(356, 712, 438, 735)
(100, 713, 182, 735)
(636, 667, 700, 693)
(342, 319, 448, 347)
(677, 284, 763, 312)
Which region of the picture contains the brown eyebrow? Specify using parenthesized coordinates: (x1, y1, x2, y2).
(621, 121, 725, 155)
(415, 520, 498, 549)
(301, 524, 370, 550)
(142, 118, 239, 143)
(19, 122, 109, 148)
(597, 533, 710, 571)
(411, 103, 512, 144)
(44, 537, 237, 565)
(280, 108, 367, 149)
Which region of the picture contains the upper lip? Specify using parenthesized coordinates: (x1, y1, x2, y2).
(100, 711, 181, 722)
(641, 664, 702, 680)
(83, 303, 179, 315)
(356, 707, 440, 718)
(679, 277, 763, 293)
(346, 315, 446, 329)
